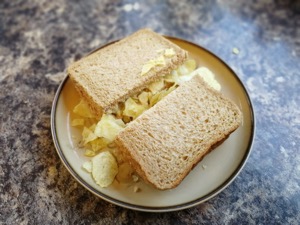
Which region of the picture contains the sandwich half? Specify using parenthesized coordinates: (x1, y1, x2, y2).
(68, 28, 242, 190)
(68, 28, 188, 118)
(115, 75, 242, 190)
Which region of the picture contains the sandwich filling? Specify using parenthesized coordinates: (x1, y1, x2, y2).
(72, 58, 221, 188)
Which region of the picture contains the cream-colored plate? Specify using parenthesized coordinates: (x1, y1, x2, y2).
(51, 37, 255, 212)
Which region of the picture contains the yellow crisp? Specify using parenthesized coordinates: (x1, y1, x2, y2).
(195, 67, 221, 91)
(116, 163, 134, 183)
(82, 127, 98, 145)
(141, 55, 166, 76)
(149, 92, 161, 107)
(149, 85, 177, 107)
(138, 91, 150, 107)
(177, 64, 189, 75)
(84, 149, 96, 157)
(153, 55, 166, 65)
(88, 124, 96, 132)
(164, 70, 178, 83)
(184, 59, 197, 72)
(94, 114, 125, 142)
(92, 151, 118, 188)
(71, 118, 85, 127)
(164, 48, 175, 57)
(123, 97, 147, 119)
(141, 63, 153, 76)
(148, 79, 165, 94)
(90, 138, 109, 152)
(73, 100, 95, 118)
(82, 161, 92, 173)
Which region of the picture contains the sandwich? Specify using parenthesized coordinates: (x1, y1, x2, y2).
(68, 28, 188, 118)
(68, 28, 242, 190)
(116, 75, 241, 189)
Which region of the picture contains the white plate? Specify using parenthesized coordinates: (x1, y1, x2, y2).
(51, 37, 255, 212)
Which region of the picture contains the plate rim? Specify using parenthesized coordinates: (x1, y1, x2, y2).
(50, 36, 255, 212)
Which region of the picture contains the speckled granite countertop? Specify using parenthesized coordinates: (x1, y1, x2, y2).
(1, 0, 299, 224)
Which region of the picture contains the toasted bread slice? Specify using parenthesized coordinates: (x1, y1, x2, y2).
(115, 75, 242, 190)
(68, 28, 188, 118)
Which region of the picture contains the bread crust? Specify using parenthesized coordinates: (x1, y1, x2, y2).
(68, 28, 188, 118)
(115, 76, 242, 190)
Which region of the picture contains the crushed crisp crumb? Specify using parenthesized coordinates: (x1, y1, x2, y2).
(232, 47, 240, 55)
(132, 174, 139, 182)
(202, 165, 207, 170)
(133, 186, 141, 193)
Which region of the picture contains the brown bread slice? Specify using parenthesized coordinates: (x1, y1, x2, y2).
(68, 28, 188, 118)
(115, 75, 242, 190)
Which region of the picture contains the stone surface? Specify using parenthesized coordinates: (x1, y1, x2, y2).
(0, 0, 299, 224)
